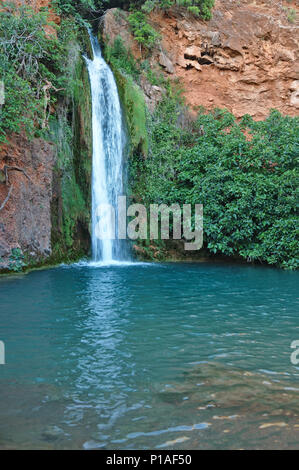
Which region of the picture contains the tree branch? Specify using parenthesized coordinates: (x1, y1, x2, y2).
(3, 165, 31, 185)
(0, 184, 13, 212)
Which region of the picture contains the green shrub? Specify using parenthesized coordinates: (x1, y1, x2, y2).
(0, 3, 79, 143)
(130, 94, 299, 269)
(187, 6, 200, 16)
(140, 0, 215, 19)
(8, 248, 26, 272)
(52, 1, 215, 22)
(141, 0, 173, 12)
(287, 8, 296, 23)
(52, 0, 97, 25)
(105, 36, 140, 80)
(128, 11, 161, 51)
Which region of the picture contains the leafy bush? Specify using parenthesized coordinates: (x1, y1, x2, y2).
(128, 11, 161, 51)
(105, 36, 140, 80)
(141, 0, 215, 19)
(286, 8, 296, 23)
(141, 0, 173, 12)
(0, 69, 40, 138)
(0, 2, 78, 143)
(130, 94, 299, 269)
(53, 0, 215, 21)
(52, 0, 96, 19)
(8, 248, 26, 272)
(52, 0, 115, 26)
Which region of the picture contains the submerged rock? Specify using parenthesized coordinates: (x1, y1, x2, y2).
(41, 425, 64, 442)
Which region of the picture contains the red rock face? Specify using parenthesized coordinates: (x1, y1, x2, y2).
(103, 1, 299, 120)
(155, 0, 299, 119)
(0, 135, 55, 267)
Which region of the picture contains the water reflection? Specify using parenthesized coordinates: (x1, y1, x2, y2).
(64, 268, 132, 432)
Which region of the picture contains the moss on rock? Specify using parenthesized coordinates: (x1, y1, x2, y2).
(113, 68, 148, 157)
(48, 38, 92, 265)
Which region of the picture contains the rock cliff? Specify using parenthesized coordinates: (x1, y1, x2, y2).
(103, 0, 299, 120)
(0, 136, 54, 265)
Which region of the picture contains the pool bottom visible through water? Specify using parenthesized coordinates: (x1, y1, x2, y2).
(0, 261, 298, 449)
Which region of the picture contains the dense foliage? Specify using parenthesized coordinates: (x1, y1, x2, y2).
(0, 2, 77, 143)
(141, 0, 215, 19)
(130, 91, 299, 269)
(128, 11, 161, 50)
(105, 35, 141, 79)
(53, 0, 215, 20)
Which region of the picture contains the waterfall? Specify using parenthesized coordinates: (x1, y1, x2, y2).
(85, 34, 129, 263)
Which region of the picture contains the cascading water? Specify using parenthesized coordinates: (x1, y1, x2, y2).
(85, 34, 129, 263)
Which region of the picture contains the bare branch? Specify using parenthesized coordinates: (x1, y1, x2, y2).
(3, 165, 31, 185)
(0, 184, 13, 212)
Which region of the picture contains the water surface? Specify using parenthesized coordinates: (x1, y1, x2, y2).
(0, 262, 298, 449)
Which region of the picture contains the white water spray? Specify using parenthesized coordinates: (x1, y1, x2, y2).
(85, 34, 128, 263)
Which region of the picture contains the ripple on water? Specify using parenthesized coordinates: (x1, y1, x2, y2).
(0, 262, 298, 449)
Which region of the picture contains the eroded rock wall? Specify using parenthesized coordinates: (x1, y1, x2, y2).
(0, 136, 54, 267)
(103, 0, 299, 120)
